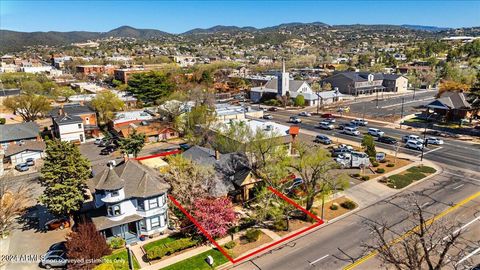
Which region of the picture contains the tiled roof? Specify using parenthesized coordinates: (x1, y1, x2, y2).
(0, 122, 39, 143)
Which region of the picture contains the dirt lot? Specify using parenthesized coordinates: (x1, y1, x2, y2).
(229, 231, 273, 258)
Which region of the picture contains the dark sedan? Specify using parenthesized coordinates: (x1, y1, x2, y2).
(377, 136, 398, 145)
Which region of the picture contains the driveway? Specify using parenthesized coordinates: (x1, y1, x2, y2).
(2, 205, 69, 270)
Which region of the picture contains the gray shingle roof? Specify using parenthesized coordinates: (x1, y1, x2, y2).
(0, 122, 39, 143)
(90, 159, 170, 198)
(4, 140, 45, 157)
(432, 91, 472, 110)
(332, 71, 384, 82)
(264, 79, 307, 92)
(53, 115, 83, 125)
(94, 166, 126, 190)
(49, 103, 95, 117)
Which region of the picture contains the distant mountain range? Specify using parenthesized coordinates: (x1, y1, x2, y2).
(0, 22, 472, 53)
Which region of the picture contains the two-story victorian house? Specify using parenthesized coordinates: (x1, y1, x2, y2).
(87, 159, 170, 243)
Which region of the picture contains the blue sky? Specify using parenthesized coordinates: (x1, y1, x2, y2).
(1, 1, 479, 33)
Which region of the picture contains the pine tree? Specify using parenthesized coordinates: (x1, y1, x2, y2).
(39, 140, 91, 218)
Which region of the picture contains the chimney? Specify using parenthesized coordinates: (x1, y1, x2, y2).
(215, 150, 220, 161)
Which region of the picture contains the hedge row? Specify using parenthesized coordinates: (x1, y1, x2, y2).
(146, 238, 197, 260)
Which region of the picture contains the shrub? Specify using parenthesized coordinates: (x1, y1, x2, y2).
(361, 176, 370, 181)
(352, 173, 361, 177)
(272, 219, 288, 231)
(108, 237, 125, 250)
(340, 200, 356, 210)
(264, 99, 280, 106)
(379, 159, 387, 163)
(306, 209, 319, 223)
(224, 241, 237, 249)
(386, 163, 395, 167)
(330, 203, 339, 210)
(0, 118, 5, 125)
(146, 237, 197, 260)
(245, 229, 262, 243)
(376, 168, 385, 174)
(371, 161, 379, 167)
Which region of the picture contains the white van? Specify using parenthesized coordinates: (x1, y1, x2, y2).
(343, 126, 360, 136)
(368, 128, 384, 137)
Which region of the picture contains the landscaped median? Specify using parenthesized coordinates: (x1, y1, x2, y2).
(380, 165, 437, 189)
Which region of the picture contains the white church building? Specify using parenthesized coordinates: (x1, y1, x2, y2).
(250, 60, 321, 106)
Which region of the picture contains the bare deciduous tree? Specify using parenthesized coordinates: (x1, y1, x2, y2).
(364, 195, 475, 270)
(0, 181, 32, 238)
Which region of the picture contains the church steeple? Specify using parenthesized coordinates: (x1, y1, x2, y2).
(277, 58, 290, 96)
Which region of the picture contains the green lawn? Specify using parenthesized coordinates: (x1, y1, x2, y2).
(97, 248, 141, 270)
(143, 236, 179, 252)
(159, 249, 229, 270)
(387, 166, 436, 189)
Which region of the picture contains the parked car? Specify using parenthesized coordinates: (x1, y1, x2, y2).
(405, 140, 424, 150)
(268, 107, 278, 112)
(338, 144, 354, 151)
(94, 138, 105, 145)
(343, 126, 360, 136)
(318, 121, 334, 130)
(15, 163, 29, 172)
(314, 135, 332, 145)
(25, 158, 35, 166)
(100, 145, 117, 155)
(351, 119, 368, 126)
(426, 137, 444, 145)
(289, 116, 302, 124)
(402, 134, 423, 143)
(286, 178, 304, 193)
(378, 136, 397, 145)
(299, 111, 312, 117)
(40, 250, 67, 269)
(321, 113, 334, 118)
(367, 128, 385, 137)
(45, 218, 71, 230)
(263, 114, 273, 120)
(48, 241, 67, 253)
(179, 143, 191, 151)
(331, 147, 352, 157)
(98, 139, 111, 147)
(324, 117, 336, 123)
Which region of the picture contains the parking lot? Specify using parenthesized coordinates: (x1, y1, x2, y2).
(2, 205, 69, 270)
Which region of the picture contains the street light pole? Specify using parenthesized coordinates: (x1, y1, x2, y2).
(399, 97, 405, 129)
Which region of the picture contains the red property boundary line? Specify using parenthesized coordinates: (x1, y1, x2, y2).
(135, 149, 181, 161)
(168, 186, 324, 264)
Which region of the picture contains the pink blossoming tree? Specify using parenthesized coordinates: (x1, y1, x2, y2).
(192, 197, 238, 239)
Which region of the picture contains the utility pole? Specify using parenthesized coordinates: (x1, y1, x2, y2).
(376, 89, 379, 108)
(362, 103, 366, 121)
(316, 91, 320, 115)
(399, 97, 405, 129)
(413, 88, 416, 100)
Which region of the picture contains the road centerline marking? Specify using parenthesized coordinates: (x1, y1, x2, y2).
(309, 254, 330, 265)
(453, 184, 464, 190)
(343, 191, 480, 270)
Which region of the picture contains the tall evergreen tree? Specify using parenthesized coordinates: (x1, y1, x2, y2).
(39, 140, 91, 218)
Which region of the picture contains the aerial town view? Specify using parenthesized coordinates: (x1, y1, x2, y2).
(0, 0, 479, 269)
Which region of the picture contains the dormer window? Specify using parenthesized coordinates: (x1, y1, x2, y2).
(107, 204, 121, 216)
(111, 190, 119, 197)
(368, 74, 374, 82)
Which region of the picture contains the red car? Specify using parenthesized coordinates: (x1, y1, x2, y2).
(321, 113, 334, 118)
(45, 218, 71, 230)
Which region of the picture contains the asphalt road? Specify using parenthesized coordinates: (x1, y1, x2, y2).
(268, 110, 480, 172)
(230, 167, 480, 270)
(346, 90, 435, 118)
